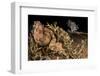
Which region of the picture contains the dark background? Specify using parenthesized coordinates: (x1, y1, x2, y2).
(28, 15, 88, 33)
